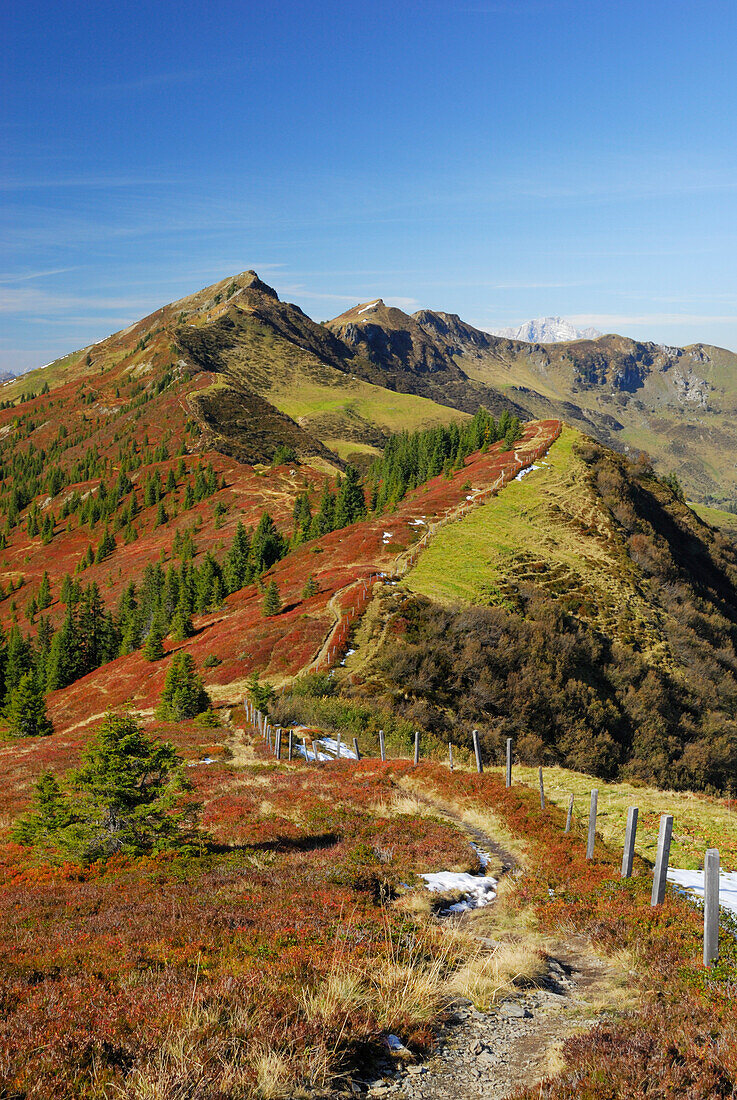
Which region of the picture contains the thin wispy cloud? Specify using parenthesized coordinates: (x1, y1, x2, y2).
(93, 69, 211, 96)
(0, 267, 77, 283)
(0, 287, 157, 315)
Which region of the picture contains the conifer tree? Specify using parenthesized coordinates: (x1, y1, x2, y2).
(37, 571, 52, 610)
(249, 513, 285, 575)
(5, 625, 33, 694)
(143, 614, 166, 661)
(334, 465, 366, 527)
(302, 574, 318, 599)
(45, 609, 79, 690)
(224, 521, 250, 591)
(157, 652, 211, 721)
(5, 672, 53, 737)
(12, 712, 198, 862)
(12, 772, 72, 847)
(169, 603, 194, 643)
(262, 580, 282, 617)
(245, 670, 274, 713)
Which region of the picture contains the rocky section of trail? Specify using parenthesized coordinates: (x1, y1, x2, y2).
(338, 940, 618, 1099)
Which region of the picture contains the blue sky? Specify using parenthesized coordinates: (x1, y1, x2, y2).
(2, 0, 737, 372)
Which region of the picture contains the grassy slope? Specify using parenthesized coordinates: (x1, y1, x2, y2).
(689, 500, 737, 536)
(405, 426, 666, 660)
(507, 763, 737, 870)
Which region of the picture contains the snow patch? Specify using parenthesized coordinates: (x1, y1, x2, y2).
(358, 300, 380, 315)
(667, 869, 737, 917)
(318, 736, 358, 760)
(421, 869, 497, 912)
(514, 464, 542, 482)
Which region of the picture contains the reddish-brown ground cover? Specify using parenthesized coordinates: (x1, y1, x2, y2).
(36, 419, 561, 741)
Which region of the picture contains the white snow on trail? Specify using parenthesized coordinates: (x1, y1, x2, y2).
(514, 464, 542, 481)
(667, 869, 737, 916)
(421, 869, 497, 912)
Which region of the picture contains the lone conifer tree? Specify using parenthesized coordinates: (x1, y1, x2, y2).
(13, 712, 198, 862)
(157, 652, 211, 721)
(262, 580, 282, 617)
(301, 574, 318, 599)
(5, 673, 53, 737)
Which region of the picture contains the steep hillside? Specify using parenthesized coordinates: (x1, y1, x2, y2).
(344, 428, 737, 790)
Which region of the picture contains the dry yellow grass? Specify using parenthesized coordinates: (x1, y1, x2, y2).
(447, 939, 547, 1010)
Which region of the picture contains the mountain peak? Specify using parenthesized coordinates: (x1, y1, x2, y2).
(236, 270, 280, 299)
(329, 299, 389, 324)
(490, 316, 602, 343)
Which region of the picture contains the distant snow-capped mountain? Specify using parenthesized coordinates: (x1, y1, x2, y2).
(490, 317, 602, 343)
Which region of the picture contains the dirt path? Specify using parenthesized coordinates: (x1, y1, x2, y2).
(339, 792, 628, 1100)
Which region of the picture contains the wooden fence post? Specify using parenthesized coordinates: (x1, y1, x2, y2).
(505, 738, 512, 787)
(287, 729, 293, 762)
(621, 806, 638, 878)
(275, 728, 281, 760)
(414, 730, 420, 766)
(301, 736, 307, 761)
(379, 729, 386, 762)
(651, 814, 673, 906)
(538, 766, 545, 810)
(586, 790, 598, 860)
(336, 732, 342, 761)
(448, 741, 454, 771)
(565, 793, 574, 833)
(704, 848, 720, 966)
(473, 730, 483, 774)
(353, 737, 361, 761)
(311, 739, 320, 765)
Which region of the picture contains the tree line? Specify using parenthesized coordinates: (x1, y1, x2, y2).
(366, 407, 522, 511)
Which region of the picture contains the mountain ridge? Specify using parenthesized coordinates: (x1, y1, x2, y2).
(6, 270, 737, 508)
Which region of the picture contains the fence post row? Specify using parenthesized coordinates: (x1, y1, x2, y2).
(650, 814, 673, 907)
(621, 806, 638, 878)
(586, 789, 598, 860)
